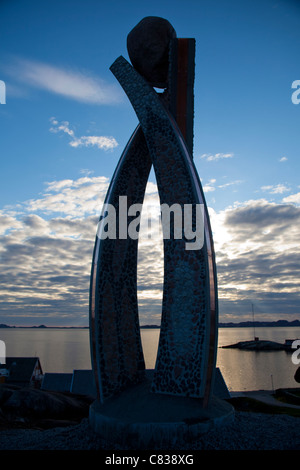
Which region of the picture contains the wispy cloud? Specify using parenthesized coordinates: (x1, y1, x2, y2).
(49, 117, 118, 151)
(203, 184, 216, 192)
(218, 180, 243, 189)
(5, 57, 122, 105)
(202, 178, 242, 193)
(261, 184, 290, 194)
(279, 156, 288, 162)
(200, 153, 234, 162)
(70, 135, 118, 150)
(283, 192, 300, 204)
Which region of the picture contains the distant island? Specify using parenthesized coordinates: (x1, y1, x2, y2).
(218, 320, 300, 328)
(0, 324, 88, 329)
(0, 320, 299, 328)
(221, 339, 298, 351)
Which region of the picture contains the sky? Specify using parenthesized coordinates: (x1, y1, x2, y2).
(0, 0, 299, 326)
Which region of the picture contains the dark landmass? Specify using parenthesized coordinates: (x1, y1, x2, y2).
(218, 319, 300, 328)
(0, 324, 89, 329)
(0, 323, 157, 329)
(221, 339, 296, 351)
(140, 324, 160, 328)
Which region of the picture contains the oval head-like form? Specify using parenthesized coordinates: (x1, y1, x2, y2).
(127, 16, 177, 88)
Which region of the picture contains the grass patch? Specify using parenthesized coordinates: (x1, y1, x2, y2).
(227, 397, 300, 418)
(274, 388, 300, 405)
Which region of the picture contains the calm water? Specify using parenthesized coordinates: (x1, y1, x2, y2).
(1, 326, 299, 392)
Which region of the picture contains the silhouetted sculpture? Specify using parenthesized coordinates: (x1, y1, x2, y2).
(90, 16, 218, 406)
(295, 366, 300, 383)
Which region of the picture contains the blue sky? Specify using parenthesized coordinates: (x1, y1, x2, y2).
(0, 0, 299, 326)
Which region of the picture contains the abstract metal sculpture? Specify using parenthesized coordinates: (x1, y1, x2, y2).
(89, 17, 218, 407)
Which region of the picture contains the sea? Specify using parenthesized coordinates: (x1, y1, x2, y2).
(1, 326, 300, 392)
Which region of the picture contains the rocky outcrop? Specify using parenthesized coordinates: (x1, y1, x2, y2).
(222, 340, 290, 351)
(0, 384, 92, 429)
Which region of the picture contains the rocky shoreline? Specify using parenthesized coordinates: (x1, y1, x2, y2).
(0, 383, 92, 431)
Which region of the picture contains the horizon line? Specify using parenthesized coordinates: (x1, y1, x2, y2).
(1, 319, 300, 329)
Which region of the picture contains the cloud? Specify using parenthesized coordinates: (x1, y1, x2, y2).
(203, 184, 215, 192)
(69, 135, 118, 150)
(218, 180, 243, 189)
(203, 178, 216, 192)
(79, 169, 94, 176)
(0, 179, 103, 325)
(202, 178, 242, 193)
(212, 199, 300, 320)
(26, 175, 110, 217)
(0, 215, 23, 235)
(279, 156, 288, 162)
(49, 118, 118, 151)
(282, 192, 300, 205)
(6, 57, 122, 105)
(261, 184, 290, 194)
(0, 175, 165, 326)
(223, 198, 299, 228)
(200, 153, 234, 162)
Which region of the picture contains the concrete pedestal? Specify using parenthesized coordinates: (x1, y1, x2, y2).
(89, 372, 234, 449)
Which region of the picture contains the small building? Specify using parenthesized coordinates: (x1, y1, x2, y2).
(0, 367, 9, 384)
(41, 370, 97, 397)
(2, 357, 43, 387)
(70, 370, 97, 398)
(41, 373, 73, 393)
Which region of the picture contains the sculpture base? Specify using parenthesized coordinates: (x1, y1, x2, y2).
(89, 372, 234, 449)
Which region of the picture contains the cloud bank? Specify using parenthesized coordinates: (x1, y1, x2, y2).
(0, 177, 299, 326)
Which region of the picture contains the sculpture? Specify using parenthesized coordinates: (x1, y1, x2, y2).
(89, 17, 218, 407)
